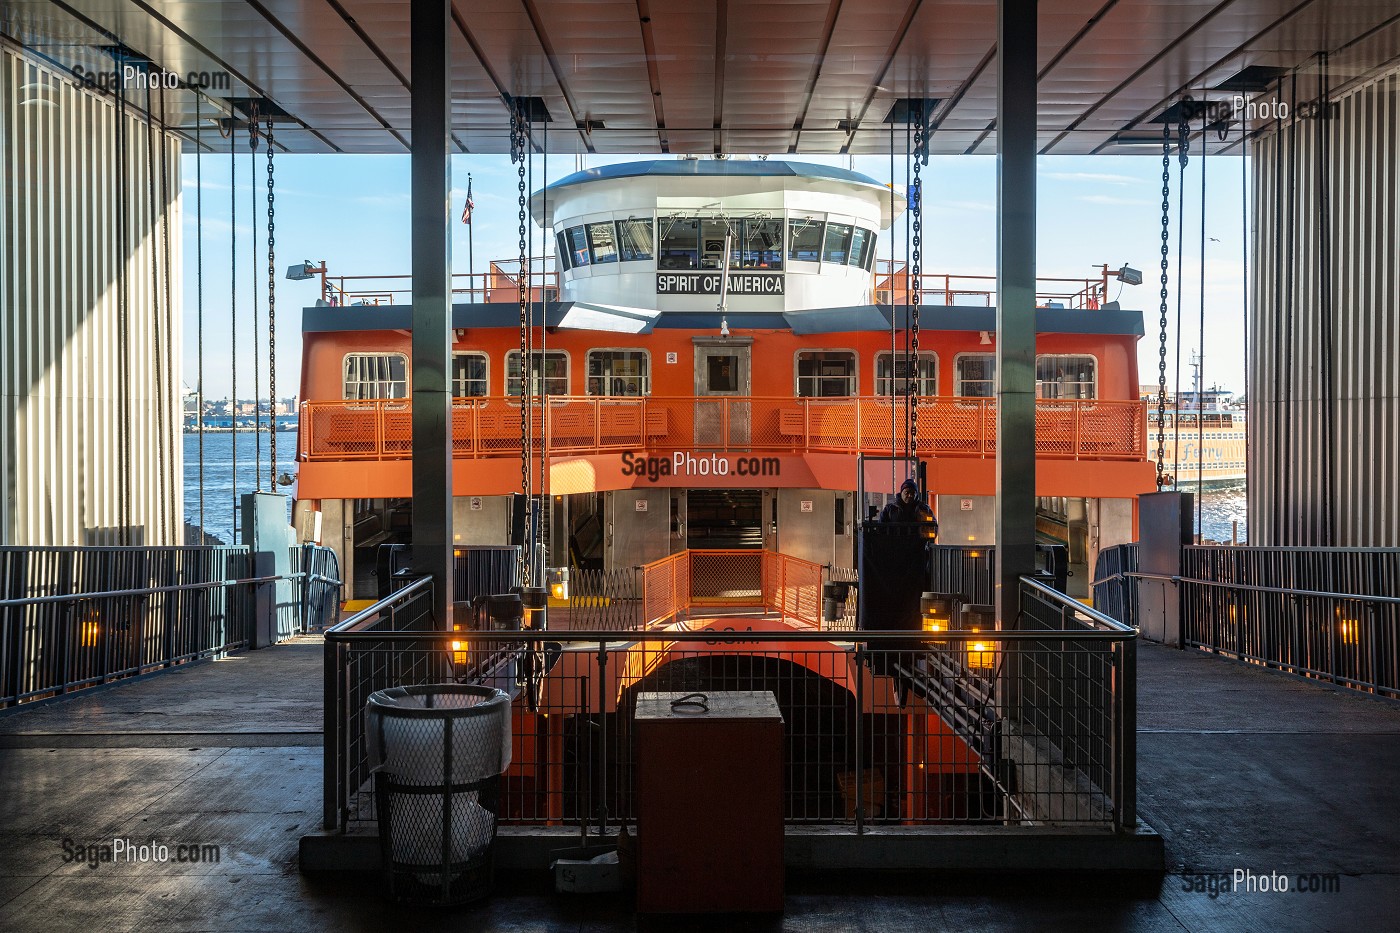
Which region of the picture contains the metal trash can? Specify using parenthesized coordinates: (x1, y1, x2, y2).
(366, 684, 513, 905)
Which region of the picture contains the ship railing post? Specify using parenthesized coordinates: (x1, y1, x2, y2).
(323, 632, 339, 830)
(595, 639, 609, 836)
(854, 642, 865, 835)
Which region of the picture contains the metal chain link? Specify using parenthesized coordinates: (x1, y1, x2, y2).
(909, 108, 928, 465)
(1155, 119, 1171, 489)
(266, 114, 277, 490)
(512, 101, 532, 585)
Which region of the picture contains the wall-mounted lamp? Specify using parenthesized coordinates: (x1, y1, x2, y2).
(979, 331, 993, 346)
(1115, 264, 1143, 286)
(720, 316, 730, 338)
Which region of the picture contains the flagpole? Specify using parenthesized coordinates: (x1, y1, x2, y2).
(467, 173, 475, 302)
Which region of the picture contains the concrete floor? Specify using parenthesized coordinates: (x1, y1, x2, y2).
(0, 635, 1397, 931)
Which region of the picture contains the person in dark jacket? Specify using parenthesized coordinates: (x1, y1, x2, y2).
(879, 478, 938, 536)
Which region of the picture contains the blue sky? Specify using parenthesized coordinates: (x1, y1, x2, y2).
(180, 150, 1249, 401)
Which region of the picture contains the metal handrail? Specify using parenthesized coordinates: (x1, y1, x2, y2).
(1114, 571, 1400, 606)
(1018, 575, 1135, 632)
(325, 627, 1136, 644)
(0, 571, 333, 608)
(326, 576, 434, 635)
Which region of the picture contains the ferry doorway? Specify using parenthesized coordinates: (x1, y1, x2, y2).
(694, 339, 752, 447)
(686, 489, 763, 550)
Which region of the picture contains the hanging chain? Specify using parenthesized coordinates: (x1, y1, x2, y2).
(266, 114, 277, 490)
(909, 106, 928, 466)
(249, 108, 262, 490)
(1155, 119, 1171, 489)
(512, 101, 532, 584)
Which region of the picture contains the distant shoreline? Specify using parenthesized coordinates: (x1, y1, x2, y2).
(182, 425, 298, 434)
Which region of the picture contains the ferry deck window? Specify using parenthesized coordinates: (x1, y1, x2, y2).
(1036, 355, 1096, 399)
(565, 226, 591, 267)
(788, 219, 824, 262)
(587, 222, 619, 264)
(956, 354, 996, 397)
(875, 352, 937, 396)
(617, 218, 654, 261)
(796, 351, 857, 397)
(822, 223, 854, 264)
(587, 350, 650, 396)
(555, 231, 572, 272)
(659, 217, 699, 269)
(738, 219, 783, 269)
(451, 352, 488, 398)
(848, 227, 875, 269)
(343, 353, 408, 400)
(506, 350, 569, 396)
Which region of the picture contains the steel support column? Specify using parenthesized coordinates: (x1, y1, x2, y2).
(409, 0, 454, 624)
(995, 0, 1037, 625)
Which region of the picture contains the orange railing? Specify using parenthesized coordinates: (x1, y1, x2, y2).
(872, 261, 1113, 310)
(299, 396, 1147, 463)
(638, 550, 825, 629)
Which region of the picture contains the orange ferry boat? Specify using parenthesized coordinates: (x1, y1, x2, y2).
(291, 158, 1155, 597)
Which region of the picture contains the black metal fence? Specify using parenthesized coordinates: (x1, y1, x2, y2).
(0, 546, 252, 707)
(292, 544, 344, 634)
(0, 544, 342, 709)
(928, 544, 1070, 604)
(1091, 543, 1139, 629)
(1180, 546, 1400, 699)
(323, 575, 1137, 835)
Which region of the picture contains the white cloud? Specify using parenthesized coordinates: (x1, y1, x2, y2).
(1046, 171, 1139, 185)
(1077, 194, 1150, 207)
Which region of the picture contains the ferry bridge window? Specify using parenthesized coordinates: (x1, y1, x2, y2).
(555, 231, 572, 272)
(788, 219, 824, 262)
(506, 350, 569, 396)
(1036, 355, 1097, 399)
(451, 352, 488, 398)
(738, 218, 783, 269)
(796, 351, 857, 397)
(565, 226, 591, 267)
(823, 223, 854, 264)
(956, 354, 996, 397)
(587, 221, 619, 264)
(587, 350, 650, 396)
(700, 218, 731, 268)
(876, 352, 938, 396)
(848, 227, 876, 269)
(343, 353, 408, 400)
(659, 217, 699, 269)
(617, 218, 654, 261)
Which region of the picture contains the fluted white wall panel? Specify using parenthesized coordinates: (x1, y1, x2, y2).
(1250, 68, 1400, 547)
(2, 46, 182, 545)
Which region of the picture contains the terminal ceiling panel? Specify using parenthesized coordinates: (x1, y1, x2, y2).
(3, 0, 1399, 155)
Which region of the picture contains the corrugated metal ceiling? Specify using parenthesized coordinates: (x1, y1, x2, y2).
(3, 0, 1398, 155)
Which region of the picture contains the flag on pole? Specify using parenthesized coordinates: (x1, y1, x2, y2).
(460, 176, 474, 225)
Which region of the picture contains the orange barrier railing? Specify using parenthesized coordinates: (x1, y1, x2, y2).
(299, 396, 1147, 463)
(636, 550, 826, 628)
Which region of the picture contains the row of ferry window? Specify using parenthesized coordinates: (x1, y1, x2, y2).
(342, 352, 1097, 400)
(555, 216, 879, 273)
